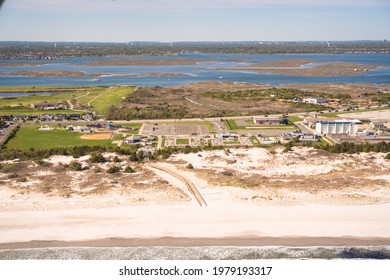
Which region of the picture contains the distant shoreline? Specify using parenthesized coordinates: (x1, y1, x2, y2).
(2, 236, 390, 250)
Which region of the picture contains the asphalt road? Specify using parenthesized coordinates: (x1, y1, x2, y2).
(0, 124, 17, 144)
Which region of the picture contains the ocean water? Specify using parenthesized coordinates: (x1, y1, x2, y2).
(0, 53, 390, 87)
(1, 246, 390, 260)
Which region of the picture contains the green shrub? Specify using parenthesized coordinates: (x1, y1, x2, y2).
(113, 156, 121, 163)
(69, 161, 83, 171)
(16, 177, 28, 182)
(8, 173, 19, 179)
(186, 163, 194, 169)
(107, 165, 121, 174)
(89, 153, 107, 163)
(94, 167, 103, 173)
(124, 166, 135, 173)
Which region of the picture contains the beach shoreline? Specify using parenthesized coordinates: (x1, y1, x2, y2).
(2, 236, 390, 250)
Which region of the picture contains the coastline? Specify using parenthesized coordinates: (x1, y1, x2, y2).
(2, 236, 390, 250)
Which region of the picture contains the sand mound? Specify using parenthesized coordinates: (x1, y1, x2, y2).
(80, 133, 111, 140)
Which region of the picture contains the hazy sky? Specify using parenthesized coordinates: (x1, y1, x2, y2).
(0, 0, 389, 42)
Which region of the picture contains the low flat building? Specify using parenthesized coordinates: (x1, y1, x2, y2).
(299, 133, 318, 142)
(315, 121, 357, 135)
(370, 121, 385, 129)
(303, 97, 328, 104)
(362, 136, 390, 143)
(253, 117, 280, 125)
(124, 135, 141, 144)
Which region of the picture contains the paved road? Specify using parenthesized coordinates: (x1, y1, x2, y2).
(0, 124, 17, 144)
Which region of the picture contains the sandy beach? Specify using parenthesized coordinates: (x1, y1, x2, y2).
(0, 147, 389, 248)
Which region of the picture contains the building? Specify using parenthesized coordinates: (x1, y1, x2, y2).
(315, 121, 357, 135)
(370, 121, 385, 129)
(303, 97, 328, 104)
(253, 117, 280, 125)
(304, 117, 361, 128)
(362, 136, 390, 143)
(299, 133, 318, 142)
(258, 137, 278, 144)
(217, 133, 238, 140)
(124, 135, 141, 144)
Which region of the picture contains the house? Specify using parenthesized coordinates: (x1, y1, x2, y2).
(315, 121, 357, 135)
(217, 133, 238, 140)
(26, 115, 39, 121)
(54, 114, 67, 121)
(124, 135, 141, 144)
(259, 137, 278, 144)
(0, 115, 13, 122)
(15, 115, 27, 121)
(299, 133, 318, 142)
(291, 130, 305, 137)
(370, 121, 385, 129)
(358, 129, 376, 136)
(31, 102, 68, 110)
(68, 114, 81, 120)
(253, 117, 280, 125)
(41, 114, 53, 121)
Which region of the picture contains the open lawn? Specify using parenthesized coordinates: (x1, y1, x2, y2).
(6, 125, 113, 150)
(176, 138, 189, 145)
(0, 86, 133, 117)
(89, 86, 133, 117)
(0, 109, 87, 116)
(0, 86, 91, 107)
(287, 116, 303, 123)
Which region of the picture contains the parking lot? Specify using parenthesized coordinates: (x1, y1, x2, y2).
(142, 123, 209, 136)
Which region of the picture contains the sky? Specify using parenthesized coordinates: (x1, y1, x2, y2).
(0, 0, 389, 42)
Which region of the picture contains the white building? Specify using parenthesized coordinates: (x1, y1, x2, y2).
(315, 121, 357, 135)
(303, 97, 328, 104)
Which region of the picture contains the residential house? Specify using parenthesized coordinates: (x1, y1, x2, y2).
(370, 121, 385, 129)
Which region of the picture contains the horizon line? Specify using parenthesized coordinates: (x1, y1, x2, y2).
(1, 39, 389, 44)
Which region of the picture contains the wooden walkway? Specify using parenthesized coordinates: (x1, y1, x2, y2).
(149, 163, 207, 207)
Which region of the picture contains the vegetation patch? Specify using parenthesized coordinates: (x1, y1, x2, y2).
(176, 138, 189, 145)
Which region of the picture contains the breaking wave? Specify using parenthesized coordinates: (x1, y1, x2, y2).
(1, 246, 390, 260)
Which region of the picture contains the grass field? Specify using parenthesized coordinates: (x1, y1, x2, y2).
(176, 138, 189, 145)
(6, 125, 113, 150)
(89, 86, 133, 117)
(0, 109, 87, 116)
(224, 119, 245, 130)
(287, 116, 303, 123)
(0, 85, 133, 117)
(0, 87, 91, 107)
